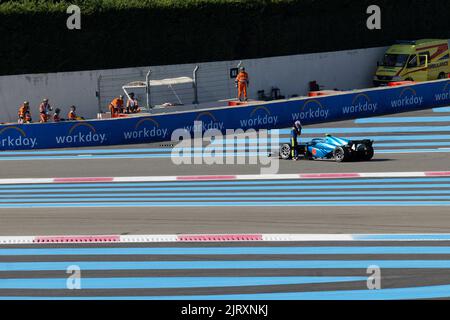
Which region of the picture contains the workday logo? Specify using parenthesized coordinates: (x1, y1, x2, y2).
(292, 99, 329, 121)
(123, 117, 168, 140)
(56, 122, 106, 145)
(435, 81, 450, 102)
(0, 126, 37, 148)
(342, 93, 378, 115)
(239, 106, 278, 128)
(186, 112, 224, 132)
(390, 87, 424, 108)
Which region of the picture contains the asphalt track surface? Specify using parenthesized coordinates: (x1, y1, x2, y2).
(1, 107, 450, 299)
(0, 108, 450, 235)
(1, 240, 450, 299)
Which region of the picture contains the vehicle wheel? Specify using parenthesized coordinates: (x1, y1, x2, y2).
(438, 72, 447, 79)
(405, 78, 414, 81)
(279, 143, 292, 160)
(358, 144, 374, 161)
(333, 146, 350, 162)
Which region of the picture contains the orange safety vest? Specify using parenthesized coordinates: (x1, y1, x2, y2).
(110, 98, 124, 108)
(68, 110, 77, 120)
(235, 71, 249, 84)
(18, 105, 27, 118)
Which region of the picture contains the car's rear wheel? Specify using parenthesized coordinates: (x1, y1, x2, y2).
(333, 146, 350, 162)
(279, 143, 292, 160)
(358, 144, 374, 161)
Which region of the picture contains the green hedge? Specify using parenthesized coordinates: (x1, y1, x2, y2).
(1, 0, 449, 75)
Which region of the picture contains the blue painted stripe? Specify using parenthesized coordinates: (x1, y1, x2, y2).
(219, 135, 450, 144)
(0, 201, 450, 208)
(0, 152, 270, 161)
(2, 246, 450, 256)
(2, 196, 450, 203)
(434, 107, 450, 112)
(2, 148, 450, 161)
(0, 146, 274, 156)
(376, 141, 450, 147)
(2, 284, 450, 299)
(1, 183, 449, 194)
(355, 116, 450, 124)
(354, 234, 450, 241)
(3, 260, 450, 271)
(339, 134, 450, 141)
(377, 149, 450, 153)
(0, 177, 449, 190)
(275, 126, 450, 134)
(2, 190, 450, 198)
(0, 276, 365, 289)
(25, 284, 447, 300)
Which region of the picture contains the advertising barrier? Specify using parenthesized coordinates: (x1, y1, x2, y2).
(1, 79, 450, 151)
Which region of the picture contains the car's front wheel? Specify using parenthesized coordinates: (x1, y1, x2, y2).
(279, 143, 292, 160)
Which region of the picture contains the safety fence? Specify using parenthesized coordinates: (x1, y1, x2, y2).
(97, 62, 238, 112)
(1, 79, 449, 150)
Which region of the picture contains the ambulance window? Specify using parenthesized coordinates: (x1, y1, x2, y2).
(407, 55, 418, 68)
(419, 51, 431, 61)
(419, 55, 427, 66)
(382, 54, 409, 67)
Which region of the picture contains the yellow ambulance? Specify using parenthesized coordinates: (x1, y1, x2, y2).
(373, 39, 449, 86)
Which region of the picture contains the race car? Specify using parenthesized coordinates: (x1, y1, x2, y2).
(279, 134, 374, 162)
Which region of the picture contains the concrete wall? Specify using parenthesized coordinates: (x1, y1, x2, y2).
(0, 46, 388, 123)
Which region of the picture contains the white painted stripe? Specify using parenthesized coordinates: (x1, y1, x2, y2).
(262, 234, 354, 241)
(0, 171, 449, 186)
(120, 235, 178, 242)
(358, 172, 427, 178)
(114, 176, 178, 182)
(0, 178, 54, 185)
(0, 236, 36, 244)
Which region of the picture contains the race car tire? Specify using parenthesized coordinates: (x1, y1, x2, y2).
(357, 144, 374, 161)
(333, 146, 350, 162)
(362, 145, 374, 161)
(279, 143, 292, 160)
(438, 72, 447, 79)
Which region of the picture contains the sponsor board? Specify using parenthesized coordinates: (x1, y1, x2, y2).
(123, 117, 168, 140)
(0, 126, 37, 148)
(435, 82, 450, 102)
(240, 106, 278, 128)
(184, 112, 224, 132)
(291, 99, 329, 121)
(55, 123, 106, 145)
(342, 93, 378, 115)
(390, 87, 424, 108)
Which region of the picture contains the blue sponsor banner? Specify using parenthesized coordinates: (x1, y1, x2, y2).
(1, 79, 450, 150)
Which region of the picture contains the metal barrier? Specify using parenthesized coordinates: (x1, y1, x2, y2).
(2, 79, 449, 150)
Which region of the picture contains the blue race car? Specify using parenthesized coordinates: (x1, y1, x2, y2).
(279, 134, 374, 162)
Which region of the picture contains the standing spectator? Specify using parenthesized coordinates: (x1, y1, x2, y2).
(235, 67, 249, 102)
